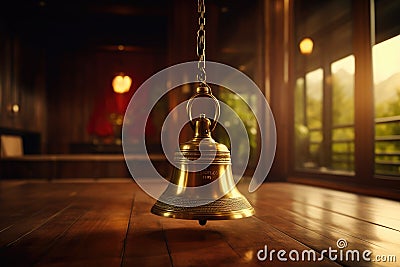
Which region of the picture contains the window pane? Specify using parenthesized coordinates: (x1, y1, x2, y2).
(306, 69, 323, 130)
(293, 0, 353, 173)
(331, 55, 355, 172)
(306, 69, 323, 168)
(217, 88, 259, 169)
(373, 35, 400, 177)
(294, 77, 308, 168)
(294, 69, 323, 169)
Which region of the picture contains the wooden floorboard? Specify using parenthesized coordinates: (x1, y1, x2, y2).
(0, 180, 399, 266)
(250, 184, 400, 267)
(254, 187, 400, 248)
(0, 205, 83, 266)
(122, 191, 172, 267)
(262, 184, 400, 230)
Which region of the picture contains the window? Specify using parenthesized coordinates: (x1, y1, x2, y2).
(294, 69, 323, 170)
(293, 0, 354, 174)
(373, 35, 400, 177)
(292, 0, 400, 183)
(373, 0, 400, 178)
(218, 88, 259, 169)
(331, 55, 355, 172)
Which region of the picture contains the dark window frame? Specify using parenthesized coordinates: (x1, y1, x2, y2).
(286, 0, 400, 198)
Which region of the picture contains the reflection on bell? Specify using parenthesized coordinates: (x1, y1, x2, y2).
(151, 112, 255, 226)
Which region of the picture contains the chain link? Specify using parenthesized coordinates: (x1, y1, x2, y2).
(197, 0, 206, 83)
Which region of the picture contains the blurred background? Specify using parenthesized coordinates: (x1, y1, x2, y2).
(0, 0, 399, 197)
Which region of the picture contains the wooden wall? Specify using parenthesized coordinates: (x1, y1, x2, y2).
(0, 0, 265, 159)
(0, 1, 169, 155)
(0, 31, 47, 153)
(0, 36, 46, 132)
(0, 33, 166, 154)
(45, 47, 166, 153)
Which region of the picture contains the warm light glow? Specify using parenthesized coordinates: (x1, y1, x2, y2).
(12, 104, 20, 113)
(112, 74, 132, 94)
(299, 37, 314, 55)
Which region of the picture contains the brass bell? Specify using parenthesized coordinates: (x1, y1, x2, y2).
(151, 86, 255, 225)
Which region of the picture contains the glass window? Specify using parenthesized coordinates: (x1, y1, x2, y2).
(294, 78, 307, 168)
(294, 68, 324, 170)
(373, 0, 400, 177)
(331, 55, 355, 172)
(305, 69, 323, 169)
(293, 0, 400, 183)
(218, 88, 259, 169)
(293, 0, 353, 173)
(373, 35, 400, 177)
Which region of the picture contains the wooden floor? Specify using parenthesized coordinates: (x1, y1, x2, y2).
(0, 179, 399, 267)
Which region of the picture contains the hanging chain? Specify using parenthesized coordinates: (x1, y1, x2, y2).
(197, 0, 206, 84)
(189, 0, 220, 129)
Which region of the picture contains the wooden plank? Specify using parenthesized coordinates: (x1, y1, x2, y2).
(207, 216, 341, 266)
(161, 219, 243, 267)
(0, 182, 86, 246)
(263, 183, 400, 229)
(0, 204, 72, 247)
(257, 183, 400, 239)
(0, 181, 137, 266)
(255, 210, 392, 267)
(250, 184, 400, 267)
(0, 180, 398, 267)
(131, 183, 340, 267)
(122, 190, 172, 267)
(125, 186, 243, 266)
(0, 205, 84, 266)
(28, 182, 135, 267)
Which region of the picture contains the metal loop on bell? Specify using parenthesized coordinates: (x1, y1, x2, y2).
(186, 84, 220, 132)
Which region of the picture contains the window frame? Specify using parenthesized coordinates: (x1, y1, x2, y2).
(286, 0, 400, 197)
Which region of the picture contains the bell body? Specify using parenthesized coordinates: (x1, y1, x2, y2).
(151, 115, 255, 222)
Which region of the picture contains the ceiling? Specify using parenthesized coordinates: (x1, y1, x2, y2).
(0, 0, 263, 77)
(0, 0, 169, 49)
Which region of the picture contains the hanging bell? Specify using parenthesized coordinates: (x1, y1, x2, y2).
(151, 86, 254, 225)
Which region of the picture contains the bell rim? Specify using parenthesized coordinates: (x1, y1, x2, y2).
(151, 205, 255, 221)
(151, 195, 255, 221)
